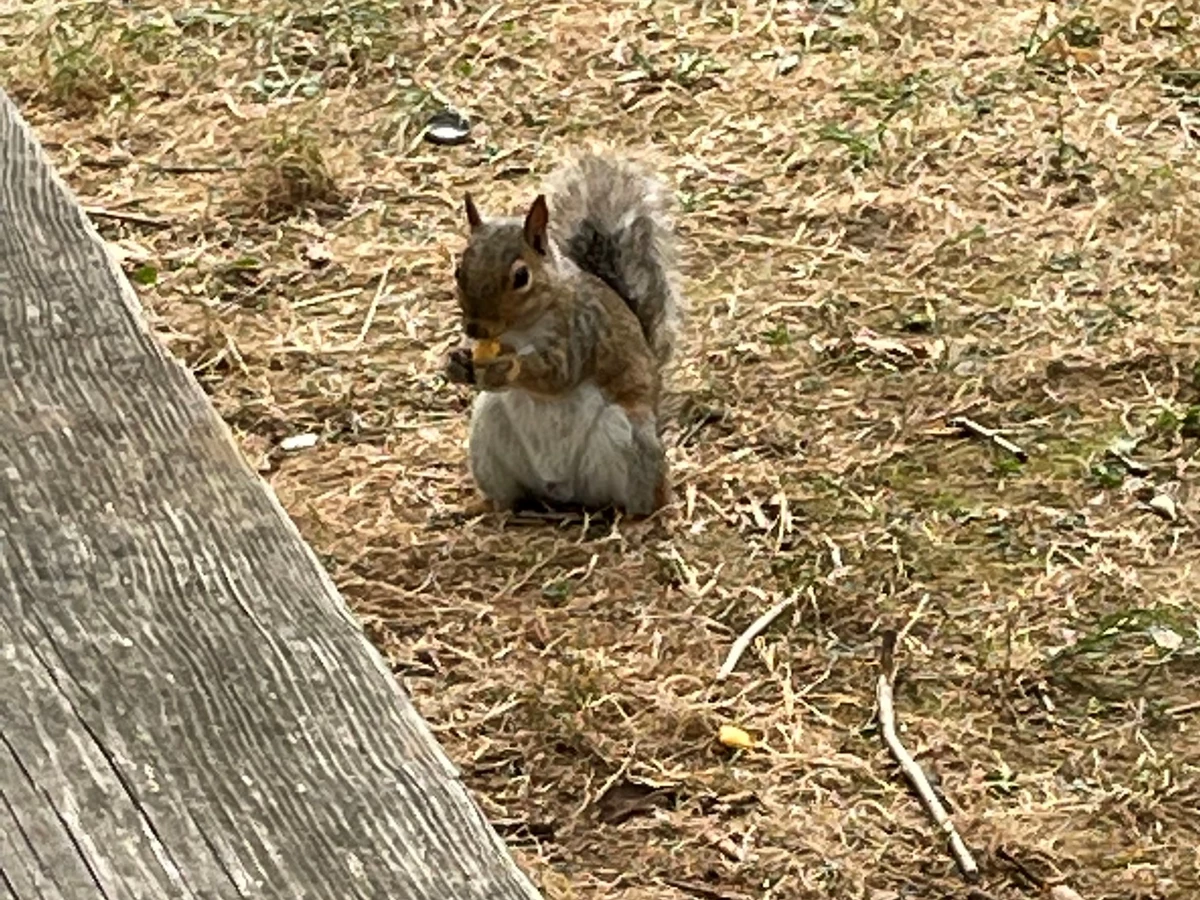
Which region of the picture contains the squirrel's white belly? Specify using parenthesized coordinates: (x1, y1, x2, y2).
(468, 382, 634, 508)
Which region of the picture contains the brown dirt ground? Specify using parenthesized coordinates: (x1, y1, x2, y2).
(5, 1, 1200, 897)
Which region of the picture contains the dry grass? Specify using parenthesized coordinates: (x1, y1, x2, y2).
(5, 0, 1200, 897)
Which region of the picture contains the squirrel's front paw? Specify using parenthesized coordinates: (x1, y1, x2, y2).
(445, 347, 475, 385)
(475, 354, 521, 390)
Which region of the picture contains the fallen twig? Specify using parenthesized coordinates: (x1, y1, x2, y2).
(1105, 447, 1150, 476)
(346, 261, 393, 351)
(877, 630, 980, 882)
(895, 592, 930, 649)
(947, 416, 1028, 462)
(716, 591, 797, 682)
(995, 845, 1043, 889)
(660, 878, 745, 900)
(1166, 699, 1200, 717)
(82, 206, 172, 229)
(148, 161, 245, 174)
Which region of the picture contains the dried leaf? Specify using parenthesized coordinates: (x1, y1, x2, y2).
(1148, 494, 1177, 521)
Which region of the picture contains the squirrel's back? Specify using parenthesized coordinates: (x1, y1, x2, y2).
(544, 153, 683, 366)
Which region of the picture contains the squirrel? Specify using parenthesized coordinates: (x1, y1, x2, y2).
(443, 151, 684, 518)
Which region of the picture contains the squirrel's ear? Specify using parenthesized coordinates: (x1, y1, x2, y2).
(523, 194, 549, 255)
(464, 193, 483, 231)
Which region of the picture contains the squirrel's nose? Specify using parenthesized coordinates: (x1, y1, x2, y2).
(464, 321, 485, 339)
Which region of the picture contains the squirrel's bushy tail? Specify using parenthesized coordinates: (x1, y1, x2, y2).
(545, 153, 683, 366)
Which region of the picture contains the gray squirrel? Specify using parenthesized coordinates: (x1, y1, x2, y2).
(445, 152, 684, 517)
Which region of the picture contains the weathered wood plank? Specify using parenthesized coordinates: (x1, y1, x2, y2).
(0, 88, 544, 900)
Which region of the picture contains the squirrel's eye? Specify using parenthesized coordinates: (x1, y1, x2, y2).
(512, 264, 530, 291)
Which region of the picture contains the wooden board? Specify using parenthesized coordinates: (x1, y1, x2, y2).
(0, 87, 544, 900)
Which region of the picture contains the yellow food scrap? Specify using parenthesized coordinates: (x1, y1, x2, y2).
(718, 724, 754, 750)
(472, 338, 501, 362)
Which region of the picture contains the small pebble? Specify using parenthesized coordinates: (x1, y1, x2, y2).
(280, 433, 318, 452)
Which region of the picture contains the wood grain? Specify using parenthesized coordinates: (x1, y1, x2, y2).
(0, 88, 544, 900)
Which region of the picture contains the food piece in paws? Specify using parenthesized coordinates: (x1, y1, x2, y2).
(472, 338, 501, 362)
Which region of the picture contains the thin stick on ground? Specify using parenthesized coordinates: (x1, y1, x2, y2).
(346, 261, 393, 351)
(895, 592, 930, 649)
(716, 591, 796, 682)
(876, 629, 980, 882)
(82, 206, 172, 229)
(1166, 700, 1200, 717)
(147, 161, 245, 174)
(947, 415, 1029, 462)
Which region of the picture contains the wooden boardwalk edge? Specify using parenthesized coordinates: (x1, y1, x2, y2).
(0, 87, 545, 900)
